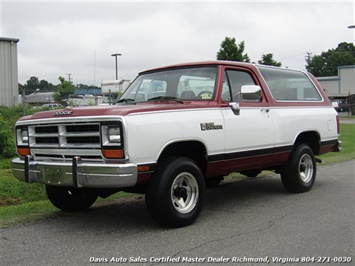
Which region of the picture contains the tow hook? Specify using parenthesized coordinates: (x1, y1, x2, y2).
(315, 158, 322, 163)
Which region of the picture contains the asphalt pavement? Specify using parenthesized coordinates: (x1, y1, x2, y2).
(0, 160, 354, 266)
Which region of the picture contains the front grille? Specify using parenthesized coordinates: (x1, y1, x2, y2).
(28, 123, 101, 148)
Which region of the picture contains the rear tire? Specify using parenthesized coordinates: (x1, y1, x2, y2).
(145, 157, 205, 228)
(281, 144, 316, 193)
(46, 186, 98, 212)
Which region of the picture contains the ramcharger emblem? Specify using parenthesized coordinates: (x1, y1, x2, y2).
(200, 122, 223, 131)
(53, 110, 73, 116)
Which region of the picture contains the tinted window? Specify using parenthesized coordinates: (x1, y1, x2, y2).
(258, 66, 322, 101)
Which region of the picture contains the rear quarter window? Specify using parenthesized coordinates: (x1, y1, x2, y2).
(257, 66, 322, 102)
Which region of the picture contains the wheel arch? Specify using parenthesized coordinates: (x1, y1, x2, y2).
(294, 131, 321, 155)
(157, 140, 208, 175)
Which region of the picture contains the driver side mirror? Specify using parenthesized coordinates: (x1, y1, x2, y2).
(229, 85, 262, 115)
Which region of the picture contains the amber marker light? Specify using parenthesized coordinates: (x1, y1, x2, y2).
(102, 149, 124, 159)
(17, 147, 31, 156)
(138, 165, 150, 172)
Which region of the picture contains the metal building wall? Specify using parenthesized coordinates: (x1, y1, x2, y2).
(339, 65, 355, 97)
(317, 65, 355, 98)
(317, 77, 339, 97)
(0, 37, 19, 106)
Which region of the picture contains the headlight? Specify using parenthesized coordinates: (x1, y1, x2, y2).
(17, 128, 29, 145)
(108, 127, 121, 144)
(101, 124, 124, 159)
(102, 124, 123, 147)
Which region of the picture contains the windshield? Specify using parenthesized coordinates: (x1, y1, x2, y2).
(118, 66, 217, 103)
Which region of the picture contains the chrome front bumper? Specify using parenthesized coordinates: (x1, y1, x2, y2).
(12, 156, 138, 188)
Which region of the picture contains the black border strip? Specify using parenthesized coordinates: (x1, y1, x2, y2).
(320, 139, 338, 146)
(208, 145, 293, 162)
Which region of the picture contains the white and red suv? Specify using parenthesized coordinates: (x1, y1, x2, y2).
(12, 61, 341, 227)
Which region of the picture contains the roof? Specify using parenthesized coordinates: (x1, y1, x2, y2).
(26, 92, 54, 103)
(139, 60, 255, 75)
(0, 37, 20, 43)
(139, 60, 303, 75)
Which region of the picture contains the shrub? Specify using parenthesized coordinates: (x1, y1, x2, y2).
(0, 114, 16, 158)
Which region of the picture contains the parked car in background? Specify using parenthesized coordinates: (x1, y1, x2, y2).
(331, 99, 350, 112)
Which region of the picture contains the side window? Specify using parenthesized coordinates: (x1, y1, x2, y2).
(258, 67, 322, 101)
(222, 70, 256, 102)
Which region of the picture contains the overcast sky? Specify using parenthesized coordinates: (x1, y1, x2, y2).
(1, 0, 354, 86)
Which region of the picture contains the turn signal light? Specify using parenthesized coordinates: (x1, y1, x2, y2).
(102, 149, 124, 159)
(138, 165, 150, 172)
(17, 147, 31, 156)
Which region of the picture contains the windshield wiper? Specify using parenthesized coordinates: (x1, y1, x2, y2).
(117, 98, 136, 105)
(147, 96, 183, 104)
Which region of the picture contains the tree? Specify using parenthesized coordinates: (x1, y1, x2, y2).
(21, 77, 57, 94)
(39, 80, 56, 91)
(258, 53, 282, 67)
(217, 37, 250, 62)
(306, 42, 355, 77)
(24, 76, 40, 95)
(53, 76, 76, 103)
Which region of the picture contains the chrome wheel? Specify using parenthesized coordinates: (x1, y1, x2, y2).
(281, 143, 316, 193)
(146, 157, 205, 227)
(298, 154, 314, 183)
(171, 172, 199, 214)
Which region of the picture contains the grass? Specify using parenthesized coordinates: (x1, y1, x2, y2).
(318, 123, 355, 164)
(0, 165, 134, 227)
(0, 123, 354, 228)
(0, 169, 47, 206)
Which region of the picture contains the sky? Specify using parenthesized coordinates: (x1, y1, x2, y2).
(1, 0, 354, 86)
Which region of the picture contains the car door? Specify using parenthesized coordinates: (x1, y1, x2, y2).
(220, 67, 275, 171)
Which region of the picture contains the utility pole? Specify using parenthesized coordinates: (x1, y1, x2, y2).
(67, 73, 72, 82)
(305, 52, 312, 66)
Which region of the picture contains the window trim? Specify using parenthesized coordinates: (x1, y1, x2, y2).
(221, 67, 265, 104)
(256, 65, 324, 103)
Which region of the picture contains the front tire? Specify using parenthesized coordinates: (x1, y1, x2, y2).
(46, 186, 98, 212)
(146, 157, 205, 228)
(281, 144, 316, 193)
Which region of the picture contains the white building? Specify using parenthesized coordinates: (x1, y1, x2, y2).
(0, 37, 20, 106)
(316, 65, 355, 99)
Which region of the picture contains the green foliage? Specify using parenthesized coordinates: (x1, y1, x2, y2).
(258, 53, 282, 67)
(0, 169, 47, 206)
(306, 42, 355, 77)
(217, 37, 250, 62)
(0, 105, 41, 159)
(53, 76, 76, 103)
(0, 114, 16, 159)
(319, 123, 355, 163)
(19, 76, 57, 95)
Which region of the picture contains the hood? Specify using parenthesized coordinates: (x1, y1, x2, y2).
(19, 101, 216, 121)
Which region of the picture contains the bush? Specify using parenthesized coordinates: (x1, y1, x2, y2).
(0, 114, 16, 158)
(0, 105, 30, 159)
(0, 105, 40, 159)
